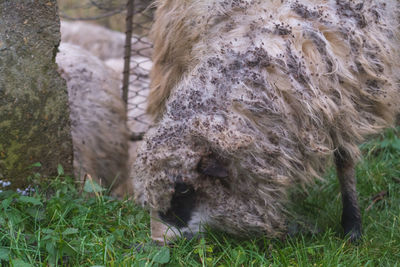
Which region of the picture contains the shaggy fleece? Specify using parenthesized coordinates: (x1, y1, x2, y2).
(134, 0, 400, 237)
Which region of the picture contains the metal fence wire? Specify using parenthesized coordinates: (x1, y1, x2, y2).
(59, 0, 155, 136)
(123, 0, 154, 137)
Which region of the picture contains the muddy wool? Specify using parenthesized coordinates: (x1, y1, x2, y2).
(133, 0, 400, 239)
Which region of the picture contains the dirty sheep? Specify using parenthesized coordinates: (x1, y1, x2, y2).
(133, 0, 400, 243)
(57, 43, 132, 198)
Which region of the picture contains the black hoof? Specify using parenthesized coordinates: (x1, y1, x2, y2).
(343, 226, 362, 244)
(341, 195, 362, 244)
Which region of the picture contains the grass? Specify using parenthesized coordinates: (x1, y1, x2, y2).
(0, 127, 399, 266)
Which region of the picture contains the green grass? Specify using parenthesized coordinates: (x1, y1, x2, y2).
(1, 128, 399, 266)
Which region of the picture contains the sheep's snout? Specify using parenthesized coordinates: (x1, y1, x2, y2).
(148, 155, 230, 244)
(158, 181, 196, 228)
(150, 180, 203, 245)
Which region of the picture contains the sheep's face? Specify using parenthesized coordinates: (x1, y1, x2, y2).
(154, 155, 231, 242)
(134, 109, 283, 242)
(154, 178, 205, 242)
(133, 138, 234, 243)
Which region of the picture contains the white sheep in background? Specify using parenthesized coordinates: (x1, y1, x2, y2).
(60, 20, 153, 140)
(57, 43, 132, 198)
(133, 0, 400, 244)
(60, 20, 153, 60)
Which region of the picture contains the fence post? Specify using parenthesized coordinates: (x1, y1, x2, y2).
(122, 0, 135, 106)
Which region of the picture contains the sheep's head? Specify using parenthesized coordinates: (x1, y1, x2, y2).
(132, 111, 288, 244)
(133, 125, 233, 243)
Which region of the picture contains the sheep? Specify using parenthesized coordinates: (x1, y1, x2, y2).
(60, 21, 154, 157)
(56, 43, 132, 198)
(60, 20, 153, 60)
(133, 0, 400, 244)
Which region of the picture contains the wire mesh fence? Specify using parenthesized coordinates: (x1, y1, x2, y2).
(58, 0, 155, 135)
(123, 0, 154, 136)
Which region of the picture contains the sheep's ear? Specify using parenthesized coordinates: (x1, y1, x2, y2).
(198, 157, 228, 178)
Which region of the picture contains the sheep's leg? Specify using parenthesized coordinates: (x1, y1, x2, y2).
(334, 149, 362, 242)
